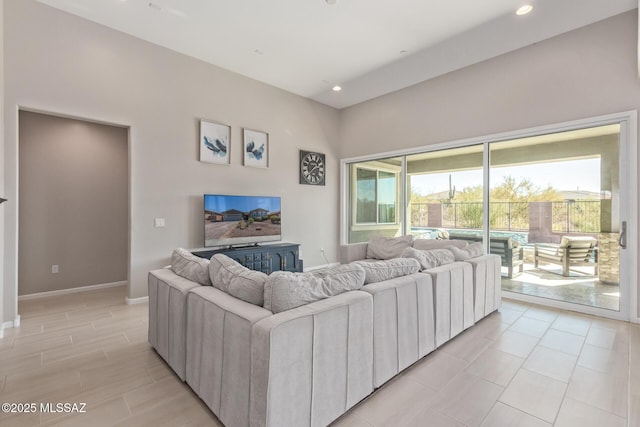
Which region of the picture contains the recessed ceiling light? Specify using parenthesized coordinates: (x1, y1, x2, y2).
(332, 85, 342, 92)
(516, 5, 533, 15)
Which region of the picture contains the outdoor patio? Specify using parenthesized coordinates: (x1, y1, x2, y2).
(501, 261, 619, 311)
(412, 196, 620, 312)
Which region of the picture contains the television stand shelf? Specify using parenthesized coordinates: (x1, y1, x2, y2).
(192, 243, 303, 274)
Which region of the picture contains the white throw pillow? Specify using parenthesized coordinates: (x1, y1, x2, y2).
(366, 235, 414, 260)
(353, 258, 420, 284)
(400, 247, 455, 271)
(263, 264, 365, 313)
(413, 238, 468, 250)
(446, 242, 486, 261)
(170, 248, 211, 286)
(209, 254, 268, 306)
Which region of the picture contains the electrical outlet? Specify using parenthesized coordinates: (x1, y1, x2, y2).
(52, 265, 59, 274)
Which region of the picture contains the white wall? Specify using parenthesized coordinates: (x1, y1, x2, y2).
(339, 11, 640, 317)
(0, 0, 5, 333)
(340, 12, 640, 158)
(2, 0, 341, 322)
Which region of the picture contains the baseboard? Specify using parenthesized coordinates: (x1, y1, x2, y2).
(125, 295, 149, 305)
(18, 281, 127, 301)
(2, 315, 21, 331)
(303, 262, 340, 272)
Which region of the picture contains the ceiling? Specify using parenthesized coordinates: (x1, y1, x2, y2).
(38, 0, 638, 109)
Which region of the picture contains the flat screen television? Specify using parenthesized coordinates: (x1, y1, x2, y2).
(204, 194, 281, 247)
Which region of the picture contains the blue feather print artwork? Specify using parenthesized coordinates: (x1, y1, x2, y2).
(245, 140, 264, 161)
(243, 129, 268, 168)
(204, 136, 227, 155)
(200, 121, 230, 165)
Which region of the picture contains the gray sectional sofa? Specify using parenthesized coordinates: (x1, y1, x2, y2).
(148, 237, 502, 427)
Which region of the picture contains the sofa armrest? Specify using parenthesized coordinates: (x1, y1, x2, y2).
(185, 286, 271, 427)
(148, 268, 201, 381)
(250, 290, 374, 427)
(339, 242, 368, 264)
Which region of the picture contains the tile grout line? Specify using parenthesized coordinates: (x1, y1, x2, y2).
(548, 314, 593, 426)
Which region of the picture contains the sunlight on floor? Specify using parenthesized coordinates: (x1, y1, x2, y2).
(501, 264, 619, 311)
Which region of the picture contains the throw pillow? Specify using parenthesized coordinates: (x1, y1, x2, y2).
(447, 242, 486, 261)
(400, 247, 455, 271)
(413, 238, 468, 250)
(366, 235, 414, 260)
(171, 248, 211, 286)
(263, 264, 366, 313)
(352, 258, 420, 284)
(209, 254, 268, 306)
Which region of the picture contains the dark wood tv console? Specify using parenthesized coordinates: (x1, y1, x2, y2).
(192, 243, 303, 274)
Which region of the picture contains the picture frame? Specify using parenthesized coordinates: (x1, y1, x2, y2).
(199, 120, 231, 165)
(243, 128, 269, 168)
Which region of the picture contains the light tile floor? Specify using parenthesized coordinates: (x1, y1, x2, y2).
(0, 286, 638, 427)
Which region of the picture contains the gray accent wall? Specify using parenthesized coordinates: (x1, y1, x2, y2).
(18, 111, 128, 295)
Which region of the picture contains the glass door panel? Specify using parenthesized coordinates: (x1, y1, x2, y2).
(489, 124, 621, 311)
(406, 145, 484, 241)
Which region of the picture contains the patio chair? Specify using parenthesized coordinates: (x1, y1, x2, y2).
(534, 236, 598, 277)
(448, 233, 524, 278)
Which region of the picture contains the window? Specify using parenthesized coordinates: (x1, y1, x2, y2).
(348, 158, 403, 243)
(354, 167, 397, 224)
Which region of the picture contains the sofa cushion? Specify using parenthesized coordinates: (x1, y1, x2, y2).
(209, 254, 268, 306)
(400, 247, 455, 271)
(366, 235, 414, 260)
(353, 258, 420, 284)
(264, 264, 366, 313)
(413, 238, 468, 250)
(171, 248, 211, 286)
(447, 242, 485, 261)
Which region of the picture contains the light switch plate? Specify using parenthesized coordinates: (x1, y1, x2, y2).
(154, 218, 166, 228)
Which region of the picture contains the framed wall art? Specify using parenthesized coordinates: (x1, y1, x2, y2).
(199, 120, 230, 165)
(243, 128, 269, 168)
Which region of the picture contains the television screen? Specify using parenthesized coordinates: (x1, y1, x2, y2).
(204, 194, 281, 247)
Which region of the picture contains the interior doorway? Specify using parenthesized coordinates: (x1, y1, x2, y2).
(18, 111, 129, 297)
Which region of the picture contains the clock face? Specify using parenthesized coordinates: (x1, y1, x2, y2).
(300, 150, 326, 186)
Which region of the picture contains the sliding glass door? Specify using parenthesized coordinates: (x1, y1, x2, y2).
(406, 145, 484, 241)
(489, 125, 623, 312)
(343, 113, 635, 319)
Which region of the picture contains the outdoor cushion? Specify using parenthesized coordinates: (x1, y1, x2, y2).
(209, 254, 268, 306)
(400, 247, 455, 270)
(352, 258, 421, 284)
(171, 248, 211, 286)
(366, 235, 414, 260)
(263, 264, 366, 313)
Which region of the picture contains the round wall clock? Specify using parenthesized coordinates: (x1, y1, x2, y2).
(300, 150, 326, 186)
